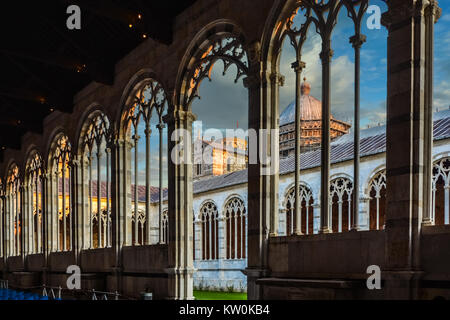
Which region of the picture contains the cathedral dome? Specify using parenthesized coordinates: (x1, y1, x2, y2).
(279, 82, 322, 126)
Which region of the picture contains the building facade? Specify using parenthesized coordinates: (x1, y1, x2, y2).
(0, 0, 446, 301)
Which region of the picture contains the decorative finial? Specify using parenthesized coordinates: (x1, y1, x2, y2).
(300, 78, 311, 95)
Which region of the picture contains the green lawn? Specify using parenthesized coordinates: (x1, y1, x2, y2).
(194, 290, 247, 300)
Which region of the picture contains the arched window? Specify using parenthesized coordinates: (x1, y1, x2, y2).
(284, 185, 314, 236)
(80, 112, 111, 249)
(330, 177, 353, 233)
(432, 158, 450, 225)
(224, 197, 246, 260)
(122, 79, 168, 246)
(199, 201, 218, 260)
(271, 0, 386, 234)
(50, 134, 72, 252)
(6, 164, 21, 256)
(368, 170, 386, 230)
(25, 152, 44, 253)
(131, 209, 146, 245)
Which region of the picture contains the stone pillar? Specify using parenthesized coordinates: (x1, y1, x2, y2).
(164, 108, 196, 300)
(313, 202, 320, 234)
(110, 137, 132, 291)
(269, 73, 283, 237)
(217, 215, 226, 260)
(71, 157, 83, 261)
(23, 183, 30, 255)
(422, 1, 439, 226)
(359, 193, 370, 230)
(194, 219, 202, 261)
(41, 173, 48, 258)
(381, 0, 441, 299)
(0, 195, 4, 260)
(243, 41, 271, 300)
(278, 209, 286, 236)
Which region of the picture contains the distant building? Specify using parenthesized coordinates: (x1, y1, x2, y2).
(279, 81, 351, 158)
(193, 136, 248, 179)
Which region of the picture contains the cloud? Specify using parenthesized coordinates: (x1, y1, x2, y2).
(279, 33, 355, 122)
(434, 80, 450, 111)
(361, 100, 386, 127)
(191, 61, 248, 131)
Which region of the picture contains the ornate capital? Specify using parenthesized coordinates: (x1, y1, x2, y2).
(426, 0, 442, 23)
(381, 0, 441, 28)
(243, 72, 261, 89)
(248, 41, 261, 65)
(270, 72, 285, 87)
(70, 159, 81, 168)
(163, 109, 197, 125)
(349, 34, 367, 49)
(291, 61, 306, 73)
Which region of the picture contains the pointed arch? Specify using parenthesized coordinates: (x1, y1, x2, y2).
(198, 200, 219, 260)
(78, 110, 112, 249)
(368, 169, 386, 230)
(48, 133, 73, 252)
(25, 150, 45, 253)
(175, 20, 249, 110)
(329, 176, 354, 233)
(6, 162, 21, 256)
(120, 75, 169, 246)
(283, 183, 314, 235)
(223, 196, 246, 260)
(432, 157, 450, 226)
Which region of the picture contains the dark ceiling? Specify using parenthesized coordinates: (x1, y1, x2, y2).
(0, 0, 197, 161)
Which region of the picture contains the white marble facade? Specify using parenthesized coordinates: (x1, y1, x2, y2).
(140, 110, 450, 293)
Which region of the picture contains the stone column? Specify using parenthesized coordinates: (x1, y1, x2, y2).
(71, 157, 83, 261)
(319, 43, 333, 234)
(422, 1, 439, 226)
(359, 193, 370, 230)
(269, 73, 283, 237)
(350, 34, 366, 231)
(157, 123, 166, 244)
(41, 173, 48, 258)
(110, 137, 132, 292)
(381, 0, 441, 299)
(48, 172, 57, 253)
(292, 61, 306, 236)
(217, 215, 226, 260)
(313, 202, 320, 234)
(23, 183, 30, 255)
(278, 209, 286, 236)
(164, 107, 196, 300)
(243, 41, 271, 300)
(194, 219, 202, 261)
(144, 126, 152, 245)
(0, 195, 4, 260)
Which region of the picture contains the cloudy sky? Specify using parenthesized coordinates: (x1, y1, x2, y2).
(134, 0, 450, 187)
(192, 0, 450, 131)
